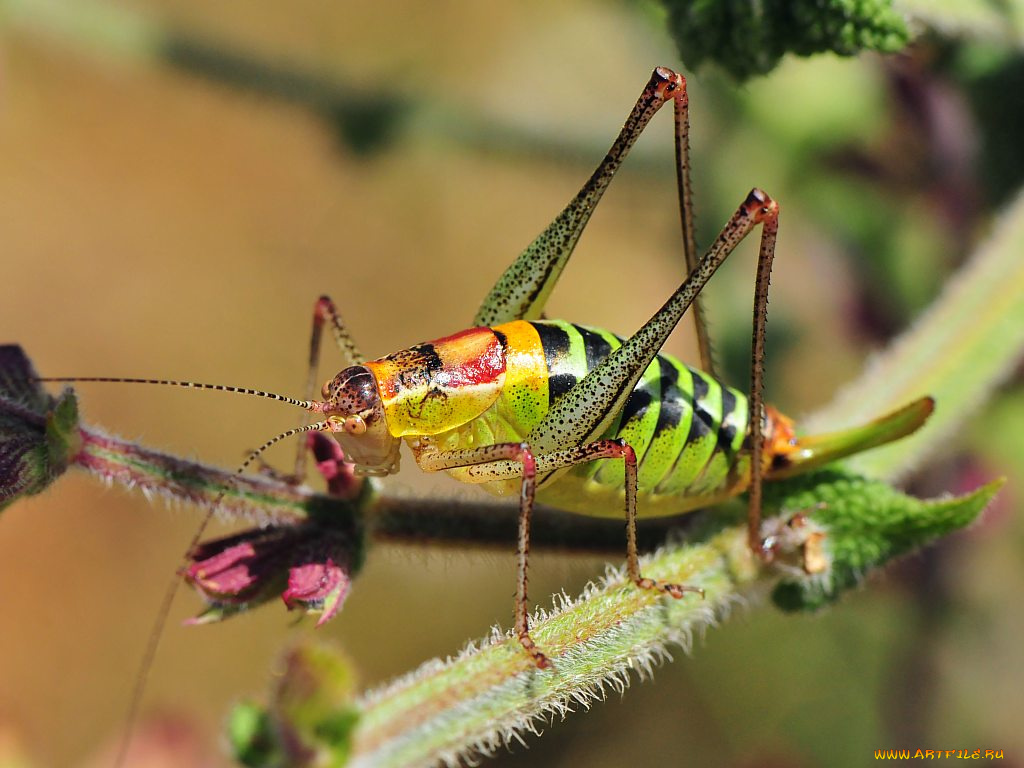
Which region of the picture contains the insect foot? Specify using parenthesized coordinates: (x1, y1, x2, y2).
(518, 631, 552, 670)
(634, 576, 705, 600)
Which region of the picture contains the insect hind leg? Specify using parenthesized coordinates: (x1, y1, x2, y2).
(745, 209, 779, 560)
(473, 67, 689, 327)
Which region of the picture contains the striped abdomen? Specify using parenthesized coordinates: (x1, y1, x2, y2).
(478, 319, 753, 518)
(526, 320, 750, 516)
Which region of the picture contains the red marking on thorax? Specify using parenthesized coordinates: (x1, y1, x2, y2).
(430, 327, 506, 388)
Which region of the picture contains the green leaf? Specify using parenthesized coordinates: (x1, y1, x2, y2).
(0, 345, 81, 512)
(768, 470, 1005, 611)
(660, 0, 909, 80)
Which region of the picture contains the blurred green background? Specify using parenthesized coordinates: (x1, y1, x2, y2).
(0, 1, 1022, 766)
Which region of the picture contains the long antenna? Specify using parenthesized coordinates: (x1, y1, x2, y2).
(112, 419, 333, 767)
(34, 376, 321, 411)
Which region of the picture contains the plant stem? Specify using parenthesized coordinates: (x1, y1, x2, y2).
(75, 425, 312, 525)
(349, 519, 758, 768)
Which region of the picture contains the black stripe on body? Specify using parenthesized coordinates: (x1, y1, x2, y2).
(632, 354, 694, 490)
(491, 328, 509, 355)
(717, 388, 739, 457)
(617, 352, 660, 436)
(383, 342, 444, 392)
(685, 373, 712, 444)
(619, 386, 654, 428)
(527, 320, 749, 500)
(652, 363, 746, 497)
(574, 323, 613, 371)
(520, 319, 753, 505)
(650, 354, 684, 438)
(530, 321, 577, 404)
(601, 355, 662, 482)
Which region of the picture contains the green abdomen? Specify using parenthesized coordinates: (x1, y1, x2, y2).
(495, 320, 751, 518)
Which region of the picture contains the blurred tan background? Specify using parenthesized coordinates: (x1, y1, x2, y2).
(1, 2, 1021, 766)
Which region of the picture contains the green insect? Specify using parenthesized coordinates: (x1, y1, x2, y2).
(42, 67, 931, 671)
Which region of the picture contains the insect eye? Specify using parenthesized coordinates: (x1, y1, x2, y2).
(322, 380, 333, 399)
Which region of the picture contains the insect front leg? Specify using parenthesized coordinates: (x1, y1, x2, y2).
(293, 295, 365, 479)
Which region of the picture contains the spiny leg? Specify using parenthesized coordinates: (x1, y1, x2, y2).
(526, 189, 780, 461)
(416, 438, 703, 668)
(673, 89, 715, 377)
(474, 67, 690, 327)
(293, 295, 365, 479)
(746, 214, 779, 558)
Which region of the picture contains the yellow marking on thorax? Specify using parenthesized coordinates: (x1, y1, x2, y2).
(365, 327, 506, 438)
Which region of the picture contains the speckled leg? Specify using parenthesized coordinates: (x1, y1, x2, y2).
(416, 436, 703, 668)
(473, 67, 690, 327)
(525, 190, 779, 458)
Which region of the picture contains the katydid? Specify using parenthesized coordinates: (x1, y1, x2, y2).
(39, 67, 932, 676)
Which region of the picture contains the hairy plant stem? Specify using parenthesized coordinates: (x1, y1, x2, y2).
(339, 471, 999, 767)
(76, 425, 312, 525)
(71, 422, 687, 556)
(349, 520, 759, 768)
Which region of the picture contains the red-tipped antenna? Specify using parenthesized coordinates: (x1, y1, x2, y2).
(113, 418, 335, 767)
(34, 376, 322, 411)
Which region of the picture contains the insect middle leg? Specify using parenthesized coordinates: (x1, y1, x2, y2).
(416, 439, 702, 668)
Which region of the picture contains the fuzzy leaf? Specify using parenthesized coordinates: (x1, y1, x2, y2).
(660, 0, 909, 80)
(0, 345, 80, 511)
(768, 470, 1005, 610)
